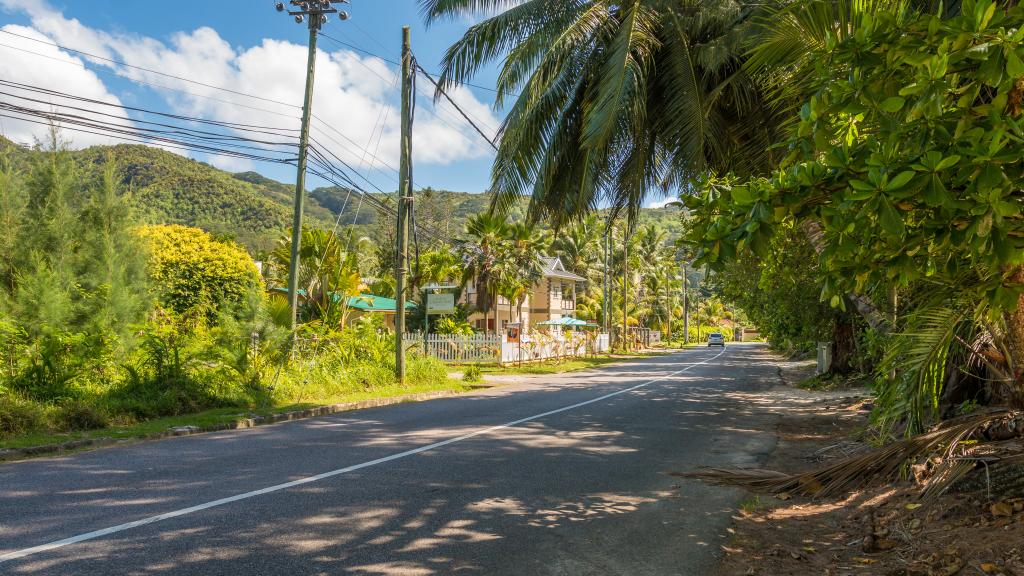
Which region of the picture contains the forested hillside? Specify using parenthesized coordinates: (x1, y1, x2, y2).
(0, 137, 683, 251)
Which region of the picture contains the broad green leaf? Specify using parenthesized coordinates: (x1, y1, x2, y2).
(879, 96, 906, 112)
(1007, 49, 1024, 79)
(849, 179, 876, 191)
(729, 186, 757, 206)
(935, 155, 961, 171)
(878, 200, 906, 236)
(885, 171, 916, 191)
(922, 175, 950, 207)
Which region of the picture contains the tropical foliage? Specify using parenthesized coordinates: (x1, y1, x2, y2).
(0, 141, 451, 441)
(137, 224, 263, 321)
(422, 0, 780, 225)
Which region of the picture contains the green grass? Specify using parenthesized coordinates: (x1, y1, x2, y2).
(738, 495, 766, 514)
(1, 379, 469, 452)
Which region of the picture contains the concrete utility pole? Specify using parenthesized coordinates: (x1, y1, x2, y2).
(277, 0, 350, 331)
(394, 26, 413, 381)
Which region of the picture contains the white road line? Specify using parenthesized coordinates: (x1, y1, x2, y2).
(1, 347, 727, 564)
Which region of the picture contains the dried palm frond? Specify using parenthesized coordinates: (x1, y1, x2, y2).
(676, 409, 1022, 499)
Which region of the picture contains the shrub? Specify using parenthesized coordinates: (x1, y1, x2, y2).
(58, 399, 110, 431)
(462, 364, 482, 384)
(435, 316, 474, 335)
(136, 224, 262, 321)
(0, 395, 49, 437)
(408, 355, 448, 386)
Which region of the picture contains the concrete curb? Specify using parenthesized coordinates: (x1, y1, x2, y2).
(0, 389, 467, 463)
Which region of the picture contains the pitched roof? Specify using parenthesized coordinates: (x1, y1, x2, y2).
(541, 256, 586, 281)
(270, 288, 415, 311)
(347, 294, 417, 312)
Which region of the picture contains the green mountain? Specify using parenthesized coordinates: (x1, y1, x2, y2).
(0, 138, 684, 251)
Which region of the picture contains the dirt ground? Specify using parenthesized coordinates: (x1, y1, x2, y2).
(712, 362, 1024, 576)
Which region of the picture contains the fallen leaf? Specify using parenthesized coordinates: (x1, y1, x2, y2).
(993, 502, 1015, 517)
(853, 557, 878, 565)
(876, 538, 898, 551)
(980, 562, 1000, 574)
(775, 492, 791, 501)
(906, 503, 923, 510)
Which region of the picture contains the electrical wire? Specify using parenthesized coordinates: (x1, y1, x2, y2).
(0, 41, 301, 120)
(0, 28, 301, 110)
(316, 31, 498, 142)
(320, 28, 513, 96)
(414, 62, 499, 152)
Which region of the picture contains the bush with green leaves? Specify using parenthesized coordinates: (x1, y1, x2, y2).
(137, 224, 262, 321)
(686, 0, 1024, 424)
(462, 364, 483, 383)
(0, 140, 455, 441)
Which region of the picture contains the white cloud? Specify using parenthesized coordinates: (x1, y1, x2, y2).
(0, 23, 129, 148)
(0, 0, 500, 181)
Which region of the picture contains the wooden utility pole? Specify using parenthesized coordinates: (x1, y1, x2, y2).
(603, 220, 611, 334)
(621, 225, 630, 351)
(277, 0, 350, 331)
(394, 26, 413, 380)
(683, 271, 689, 345)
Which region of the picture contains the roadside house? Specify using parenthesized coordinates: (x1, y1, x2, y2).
(464, 256, 586, 332)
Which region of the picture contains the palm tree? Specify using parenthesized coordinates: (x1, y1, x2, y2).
(420, 246, 463, 289)
(493, 222, 547, 325)
(461, 213, 507, 331)
(549, 214, 601, 289)
(421, 0, 781, 226)
(268, 228, 364, 325)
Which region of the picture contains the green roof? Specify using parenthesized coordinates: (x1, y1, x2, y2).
(347, 294, 416, 312)
(270, 288, 415, 312)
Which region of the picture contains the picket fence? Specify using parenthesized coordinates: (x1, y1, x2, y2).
(407, 331, 610, 365)
(405, 333, 503, 363)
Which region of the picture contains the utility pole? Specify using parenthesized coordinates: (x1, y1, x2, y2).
(277, 0, 350, 331)
(683, 270, 689, 345)
(394, 25, 413, 381)
(621, 220, 630, 351)
(603, 220, 611, 334)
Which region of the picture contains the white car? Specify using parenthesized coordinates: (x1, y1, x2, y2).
(707, 333, 726, 347)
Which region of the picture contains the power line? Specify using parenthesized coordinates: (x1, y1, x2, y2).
(0, 79, 298, 140)
(0, 41, 302, 121)
(0, 28, 301, 110)
(317, 31, 501, 138)
(319, 29, 509, 96)
(413, 61, 499, 152)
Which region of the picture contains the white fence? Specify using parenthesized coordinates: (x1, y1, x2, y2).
(406, 333, 503, 363)
(409, 331, 610, 365)
(501, 331, 610, 365)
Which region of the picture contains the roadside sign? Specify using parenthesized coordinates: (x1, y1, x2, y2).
(426, 292, 456, 314)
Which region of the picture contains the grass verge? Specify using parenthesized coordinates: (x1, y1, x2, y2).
(1, 379, 469, 452)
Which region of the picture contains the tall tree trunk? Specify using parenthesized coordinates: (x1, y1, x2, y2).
(1001, 267, 1024, 408)
(830, 314, 857, 375)
(801, 220, 889, 331)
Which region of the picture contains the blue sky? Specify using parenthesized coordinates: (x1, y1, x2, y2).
(0, 0, 507, 193)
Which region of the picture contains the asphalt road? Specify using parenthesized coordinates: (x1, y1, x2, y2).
(0, 343, 782, 575)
